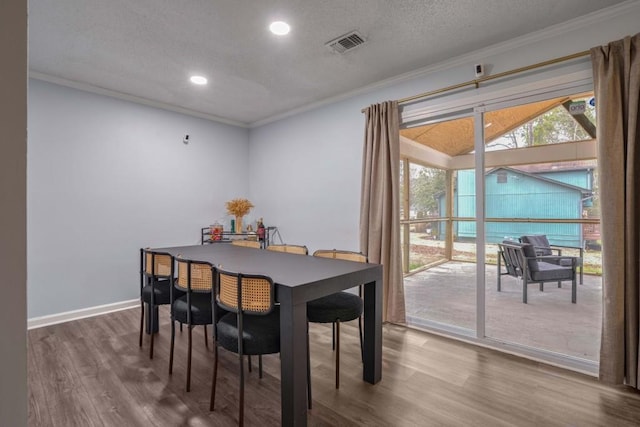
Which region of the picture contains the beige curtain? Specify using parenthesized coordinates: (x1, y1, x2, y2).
(591, 33, 640, 389)
(360, 101, 406, 324)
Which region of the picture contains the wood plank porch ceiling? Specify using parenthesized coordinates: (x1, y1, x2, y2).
(400, 95, 590, 157)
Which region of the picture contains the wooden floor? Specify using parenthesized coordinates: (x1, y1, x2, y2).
(28, 306, 640, 426)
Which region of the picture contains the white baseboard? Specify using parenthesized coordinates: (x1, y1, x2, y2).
(28, 299, 139, 330)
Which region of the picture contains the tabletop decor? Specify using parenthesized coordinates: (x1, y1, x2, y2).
(225, 198, 254, 233)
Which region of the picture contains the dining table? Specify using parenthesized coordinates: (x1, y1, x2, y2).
(151, 243, 383, 426)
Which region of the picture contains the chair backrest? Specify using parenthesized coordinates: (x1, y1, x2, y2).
(520, 235, 552, 255)
(176, 257, 213, 292)
(231, 239, 261, 249)
(498, 241, 526, 279)
(141, 248, 173, 278)
(313, 249, 367, 263)
(499, 241, 540, 279)
(267, 244, 308, 255)
(216, 270, 275, 315)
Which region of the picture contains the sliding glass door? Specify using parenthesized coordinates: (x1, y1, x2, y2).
(482, 92, 601, 362)
(401, 83, 602, 370)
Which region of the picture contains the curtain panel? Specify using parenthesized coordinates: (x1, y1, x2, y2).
(591, 33, 640, 389)
(360, 101, 406, 324)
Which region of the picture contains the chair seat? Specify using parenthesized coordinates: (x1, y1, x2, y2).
(307, 292, 363, 323)
(172, 292, 213, 325)
(557, 257, 583, 267)
(216, 308, 280, 355)
(142, 278, 182, 305)
(531, 262, 574, 282)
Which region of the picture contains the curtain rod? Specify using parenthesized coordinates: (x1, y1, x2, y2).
(361, 49, 590, 112)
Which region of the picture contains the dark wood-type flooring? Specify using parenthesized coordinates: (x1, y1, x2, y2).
(28, 306, 640, 426)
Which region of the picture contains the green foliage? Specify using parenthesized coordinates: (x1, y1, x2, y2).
(497, 100, 596, 148)
(411, 167, 446, 216)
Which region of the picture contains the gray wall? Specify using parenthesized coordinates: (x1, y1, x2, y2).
(248, 2, 640, 255)
(0, 0, 27, 424)
(25, 2, 640, 321)
(27, 80, 250, 318)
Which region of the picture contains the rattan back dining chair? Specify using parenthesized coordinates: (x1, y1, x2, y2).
(169, 257, 216, 392)
(266, 244, 309, 255)
(306, 249, 367, 406)
(231, 239, 261, 249)
(210, 269, 280, 426)
(139, 248, 182, 359)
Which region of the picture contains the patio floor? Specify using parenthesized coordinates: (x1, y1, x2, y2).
(404, 261, 602, 361)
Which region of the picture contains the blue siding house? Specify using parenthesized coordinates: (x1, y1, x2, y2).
(438, 167, 593, 247)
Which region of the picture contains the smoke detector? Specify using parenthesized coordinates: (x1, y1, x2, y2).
(325, 31, 367, 54)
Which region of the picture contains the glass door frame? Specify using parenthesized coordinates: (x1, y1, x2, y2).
(401, 73, 599, 374)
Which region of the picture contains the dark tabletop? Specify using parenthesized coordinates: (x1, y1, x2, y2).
(153, 244, 381, 301)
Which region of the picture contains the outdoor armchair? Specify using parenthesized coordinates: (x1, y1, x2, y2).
(520, 234, 584, 284)
(497, 241, 579, 304)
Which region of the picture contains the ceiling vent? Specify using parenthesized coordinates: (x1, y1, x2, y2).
(325, 31, 367, 54)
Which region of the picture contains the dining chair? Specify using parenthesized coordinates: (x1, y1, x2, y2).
(306, 249, 367, 406)
(169, 257, 216, 392)
(231, 239, 261, 249)
(209, 269, 280, 427)
(139, 248, 183, 359)
(266, 244, 309, 255)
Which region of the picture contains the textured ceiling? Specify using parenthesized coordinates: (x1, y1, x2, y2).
(29, 0, 627, 126)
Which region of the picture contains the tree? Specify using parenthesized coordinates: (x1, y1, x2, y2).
(493, 100, 596, 148)
(411, 167, 446, 216)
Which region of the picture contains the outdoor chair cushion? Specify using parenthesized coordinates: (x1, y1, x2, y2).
(531, 262, 574, 282)
(520, 243, 575, 281)
(521, 235, 552, 255)
(520, 243, 540, 272)
(521, 235, 578, 267)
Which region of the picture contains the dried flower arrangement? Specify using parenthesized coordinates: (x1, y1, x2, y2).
(225, 198, 254, 217)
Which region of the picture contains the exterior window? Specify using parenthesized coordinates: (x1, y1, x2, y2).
(497, 171, 507, 183)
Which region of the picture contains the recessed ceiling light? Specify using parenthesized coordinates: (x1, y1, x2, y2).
(269, 21, 290, 36)
(190, 75, 208, 85)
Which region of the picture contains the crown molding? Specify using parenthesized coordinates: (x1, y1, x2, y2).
(29, 71, 249, 128)
(28, 1, 640, 130)
(250, 0, 639, 128)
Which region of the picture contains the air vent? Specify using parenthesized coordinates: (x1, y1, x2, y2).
(325, 31, 367, 54)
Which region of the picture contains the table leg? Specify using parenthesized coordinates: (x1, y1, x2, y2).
(145, 303, 159, 334)
(363, 278, 382, 384)
(279, 291, 308, 426)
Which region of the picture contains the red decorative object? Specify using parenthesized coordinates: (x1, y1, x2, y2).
(211, 223, 223, 241)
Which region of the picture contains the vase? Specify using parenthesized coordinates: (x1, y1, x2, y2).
(235, 216, 243, 234)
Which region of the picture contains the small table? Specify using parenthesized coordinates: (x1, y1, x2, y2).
(152, 243, 383, 426)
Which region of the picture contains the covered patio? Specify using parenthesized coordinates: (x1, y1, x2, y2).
(404, 260, 602, 361)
